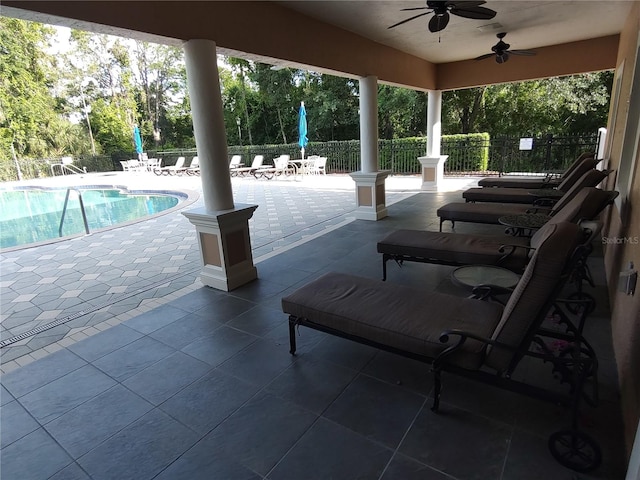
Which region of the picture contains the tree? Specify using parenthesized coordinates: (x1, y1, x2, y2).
(133, 42, 185, 148)
(0, 18, 65, 159)
(65, 31, 139, 155)
(442, 87, 486, 134)
(304, 73, 359, 141)
(443, 73, 613, 137)
(378, 85, 427, 139)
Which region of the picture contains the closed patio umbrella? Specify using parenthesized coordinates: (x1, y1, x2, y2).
(298, 102, 308, 159)
(133, 125, 143, 160)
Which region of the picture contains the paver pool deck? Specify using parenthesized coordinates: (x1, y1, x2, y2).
(0, 172, 477, 370)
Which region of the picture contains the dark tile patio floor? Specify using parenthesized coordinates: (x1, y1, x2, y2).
(0, 190, 627, 479)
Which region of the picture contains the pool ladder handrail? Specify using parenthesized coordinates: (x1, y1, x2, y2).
(59, 188, 90, 237)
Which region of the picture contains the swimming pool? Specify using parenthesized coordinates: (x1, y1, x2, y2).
(0, 186, 186, 249)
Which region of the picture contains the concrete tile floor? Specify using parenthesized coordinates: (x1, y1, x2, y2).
(0, 173, 627, 479)
(1, 173, 436, 367)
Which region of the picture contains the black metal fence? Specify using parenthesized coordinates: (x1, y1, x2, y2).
(1, 132, 600, 182)
(487, 133, 600, 175)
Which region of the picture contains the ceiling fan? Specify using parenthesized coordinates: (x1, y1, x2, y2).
(387, 1, 497, 33)
(475, 32, 536, 64)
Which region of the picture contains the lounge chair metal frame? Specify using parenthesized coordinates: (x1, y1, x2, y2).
(285, 224, 601, 473)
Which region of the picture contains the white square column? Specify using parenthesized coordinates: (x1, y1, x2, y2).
(349, 171, 390, 220)
(183, 204, 258, 291)
(419, 155, 448, 191)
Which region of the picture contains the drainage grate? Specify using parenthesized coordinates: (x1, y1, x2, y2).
(0, 268, 200, 348)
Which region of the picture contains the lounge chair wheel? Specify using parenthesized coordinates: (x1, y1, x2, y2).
(548, 430, 601, 472)
(556, 344, 597, 379)
(565, 291, 596, 315)
(153, 168, 162, 176)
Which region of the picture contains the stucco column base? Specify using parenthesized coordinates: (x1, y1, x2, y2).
(349, 170, 390, 221)
(419, 156, 448, 191)
(183, 204, 258, 291)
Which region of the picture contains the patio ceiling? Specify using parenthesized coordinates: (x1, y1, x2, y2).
(1, 1, 634, 90)
(277, 1, 633, 64)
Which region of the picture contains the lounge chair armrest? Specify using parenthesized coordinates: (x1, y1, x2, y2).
(532, 197, 558, 207)
(498, 243, 536, 263)
(471, 284, 513, 300)
(434, 329, 522, 368)
(525, 206, 552, 214)
(438, 329, 512, 349)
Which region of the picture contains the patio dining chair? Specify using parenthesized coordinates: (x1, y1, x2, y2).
(311, 156, 327, 175)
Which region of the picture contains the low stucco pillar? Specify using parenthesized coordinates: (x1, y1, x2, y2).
(419, 155, 448, 191)
(350, 171, 390, 221)
(182, 39, 257, 290)
(183, 206, 258, 291)
(421, 90, 447, 191)
(351, 75, 389, 220)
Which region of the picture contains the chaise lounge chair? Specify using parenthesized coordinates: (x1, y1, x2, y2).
(228, 155, 243, 176)
(231, 155, 264, 176)
(283, 221, 601, 473)
(253, 155, 292, 179)
(477, 152, 595, 189)
(185, 156, 200, 176)
(377, 187, 618, 280)
(460, 167, 609, 205)
(154, 156, 186, 176)
(438, 181, 617, 231)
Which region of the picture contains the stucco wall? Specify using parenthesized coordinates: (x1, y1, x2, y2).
(602, 1, 640, 457)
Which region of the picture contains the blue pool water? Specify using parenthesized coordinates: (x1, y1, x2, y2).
(0, 187, 182, 249)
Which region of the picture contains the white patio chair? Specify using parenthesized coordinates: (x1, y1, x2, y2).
(311, 157, 327, 175)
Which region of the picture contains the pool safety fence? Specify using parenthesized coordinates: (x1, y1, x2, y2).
(3, 133, 599, 181)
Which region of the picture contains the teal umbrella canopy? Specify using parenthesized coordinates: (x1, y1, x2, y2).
(133, 125, 143, 155)
(298, 102, 308, 150)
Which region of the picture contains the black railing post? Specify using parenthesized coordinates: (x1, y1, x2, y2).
(544, 133, 553, 171)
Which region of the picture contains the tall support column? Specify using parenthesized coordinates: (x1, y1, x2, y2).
(181, 39, 258, 291)
(420, 89, 448, 191)
(350, 75, 389, 220)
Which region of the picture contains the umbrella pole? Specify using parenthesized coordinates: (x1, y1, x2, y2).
(301, 147, 305, 160)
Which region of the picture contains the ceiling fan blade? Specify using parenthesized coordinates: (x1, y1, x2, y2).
(429, 12, 450, 32)
(496, 53, 509, 64)
(388, 12, 429, 29)
(448, 1, 487, 6)
(507, 49, 537, 56)
(400, 7, 430, 11)
(474, 52, 495, 61)
(450, 5, 496, 20)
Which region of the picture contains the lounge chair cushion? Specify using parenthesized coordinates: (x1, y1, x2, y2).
(377, 229, 530, 271)
(437, 202, 535, 225)
(282, 272, 503, 370)
(477, 153, 595, 188)
(462, 186, 564, 204)
(438, 186, 614, 229)
(462, 169, 608, 204)
(486, 222, 583, 371)
(478, 176, 561, 189)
